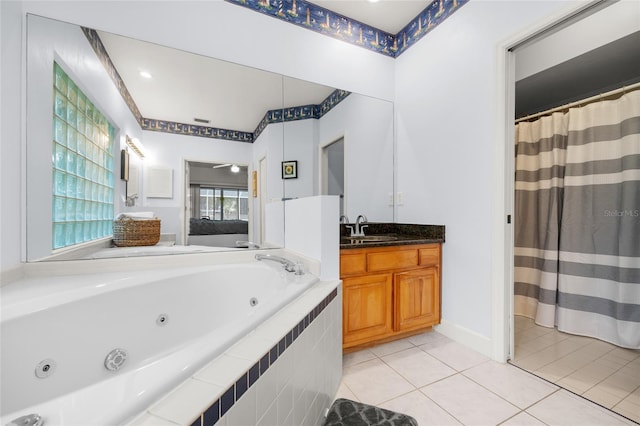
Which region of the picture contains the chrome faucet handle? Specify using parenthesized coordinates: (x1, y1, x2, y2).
(236, 241, 260, 249)
(345, 225, 355, 236)
(6, 414, 44, 426)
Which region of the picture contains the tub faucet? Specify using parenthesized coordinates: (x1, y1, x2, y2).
(6, 414, 44, 426)
(353, 215, 368, 237)
(255, 254, 304, 275)
(236, 241, 260, 249)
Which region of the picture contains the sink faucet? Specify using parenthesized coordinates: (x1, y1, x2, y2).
(339, 215, 350, 224)
(255, 254, 304, 275)
(353, 215, 368, 237)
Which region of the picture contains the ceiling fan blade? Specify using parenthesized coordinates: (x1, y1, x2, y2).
(212, 163, 231, 169)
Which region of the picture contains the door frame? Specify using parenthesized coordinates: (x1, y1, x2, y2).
(492, 0, 606, 362)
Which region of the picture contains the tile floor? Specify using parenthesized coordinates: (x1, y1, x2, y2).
(511, 315, 640, 424)
(335, 330, 638, 425)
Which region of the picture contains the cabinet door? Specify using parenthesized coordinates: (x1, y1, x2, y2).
(394, 267, 440, 332)
(343, 273, 393, 347)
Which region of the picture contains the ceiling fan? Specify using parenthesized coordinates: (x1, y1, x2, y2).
(212, 163, 241, 173)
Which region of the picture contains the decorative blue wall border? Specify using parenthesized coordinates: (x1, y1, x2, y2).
(225, 0, 469, 58)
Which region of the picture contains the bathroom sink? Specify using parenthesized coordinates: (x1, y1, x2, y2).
(345, 235, 399, 243)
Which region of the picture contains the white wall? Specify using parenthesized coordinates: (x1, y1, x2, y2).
(394, 1, 579, 348)
(319, 94, 395, 222)
(1, 1, 24, 271)
(283, 119, 317, 200)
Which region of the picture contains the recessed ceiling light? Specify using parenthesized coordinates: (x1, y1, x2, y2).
(139, 70, 152, 79)
(366, 0, 380, 3)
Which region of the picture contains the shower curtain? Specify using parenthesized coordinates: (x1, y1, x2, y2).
(514, 90, 640, 349)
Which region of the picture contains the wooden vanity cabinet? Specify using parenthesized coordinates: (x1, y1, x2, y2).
(340, 243, 441, 350)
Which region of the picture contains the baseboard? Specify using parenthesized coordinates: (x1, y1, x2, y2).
(435, 319, 494, 359)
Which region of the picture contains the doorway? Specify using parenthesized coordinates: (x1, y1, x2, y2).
(505, 2, 640, 421)
(321, 137, 345, 216)
(184, 160, 250, 248)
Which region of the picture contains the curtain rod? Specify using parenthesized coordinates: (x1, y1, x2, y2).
(515, 81, 640, 123)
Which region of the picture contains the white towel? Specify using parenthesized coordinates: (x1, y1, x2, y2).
(115, 212, 155, 220)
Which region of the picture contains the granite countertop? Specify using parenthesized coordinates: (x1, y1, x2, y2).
(340, 223, 445, 249)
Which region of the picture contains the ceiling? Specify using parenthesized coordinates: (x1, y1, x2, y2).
(307, 0, 430, 34)
(97, 1, 430, 133)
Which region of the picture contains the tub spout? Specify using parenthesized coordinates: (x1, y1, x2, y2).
(6, 414, 44, 426)
(255, 254, 304, 275)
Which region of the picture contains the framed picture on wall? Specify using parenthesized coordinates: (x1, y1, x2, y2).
(282, 160, 298, 179)
(252, 171, 258, 197)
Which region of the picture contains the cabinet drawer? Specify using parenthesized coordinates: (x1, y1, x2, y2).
(367, 249, 418, 272)
(340, 252, 367, 276)
(419, 246, 440, 266)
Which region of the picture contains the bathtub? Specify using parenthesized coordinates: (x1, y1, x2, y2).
(0, 259, 320, 425)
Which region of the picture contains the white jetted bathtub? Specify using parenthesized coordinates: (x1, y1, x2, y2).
(0, 259, 319, 425)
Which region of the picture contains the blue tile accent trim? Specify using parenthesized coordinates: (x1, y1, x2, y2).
(203, 399, 220, 425)
(224, 0, 468, 58)
(189, 286, 338, 425)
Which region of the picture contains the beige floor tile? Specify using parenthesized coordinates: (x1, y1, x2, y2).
(367, 338, 414, 358)
(382, 347, 456, 388)
(333, 382, 359, 402)
(405, 330, 451, 347)
(380, 390, 462, 425)
(598, 372, 640, 398)
(421, 341, 489, 372)
(582, 385, 624, 409)
(500, 412, 547, 426)
(342, 358, 414, 405)
(420, 374, 520, 426)
(557, 369, 602, 395)
(613, 397, 640, 424)
(464, 361, 558, 409)
(526, 390, 635, 425)
(342, 348, 376, 368)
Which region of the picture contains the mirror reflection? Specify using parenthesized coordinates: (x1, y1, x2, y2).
(25, 14, 394, 261)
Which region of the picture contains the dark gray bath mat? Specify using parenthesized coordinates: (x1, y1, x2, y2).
(324, 398, 419, 426)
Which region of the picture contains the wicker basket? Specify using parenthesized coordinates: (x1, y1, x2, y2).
(113, 217, 161, 247)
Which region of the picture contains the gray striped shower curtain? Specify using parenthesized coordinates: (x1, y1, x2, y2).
(514, 90, 640, 349)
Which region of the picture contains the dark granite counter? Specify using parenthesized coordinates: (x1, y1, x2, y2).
(340, 223, 445, 249)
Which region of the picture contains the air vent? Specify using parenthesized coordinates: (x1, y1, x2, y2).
(193, 118, 210, 124)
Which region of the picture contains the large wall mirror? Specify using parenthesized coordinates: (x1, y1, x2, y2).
(25, 13, 394, 262)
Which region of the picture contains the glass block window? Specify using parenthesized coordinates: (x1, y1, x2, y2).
(52, 62, 115, 250)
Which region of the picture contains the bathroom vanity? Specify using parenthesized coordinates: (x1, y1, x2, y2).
(339, 224, 445, 352)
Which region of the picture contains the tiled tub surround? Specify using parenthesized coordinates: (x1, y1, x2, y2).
(131, 283, 342, 426)
(0, 253, 340, 425)
(340, 223, 445, 248)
